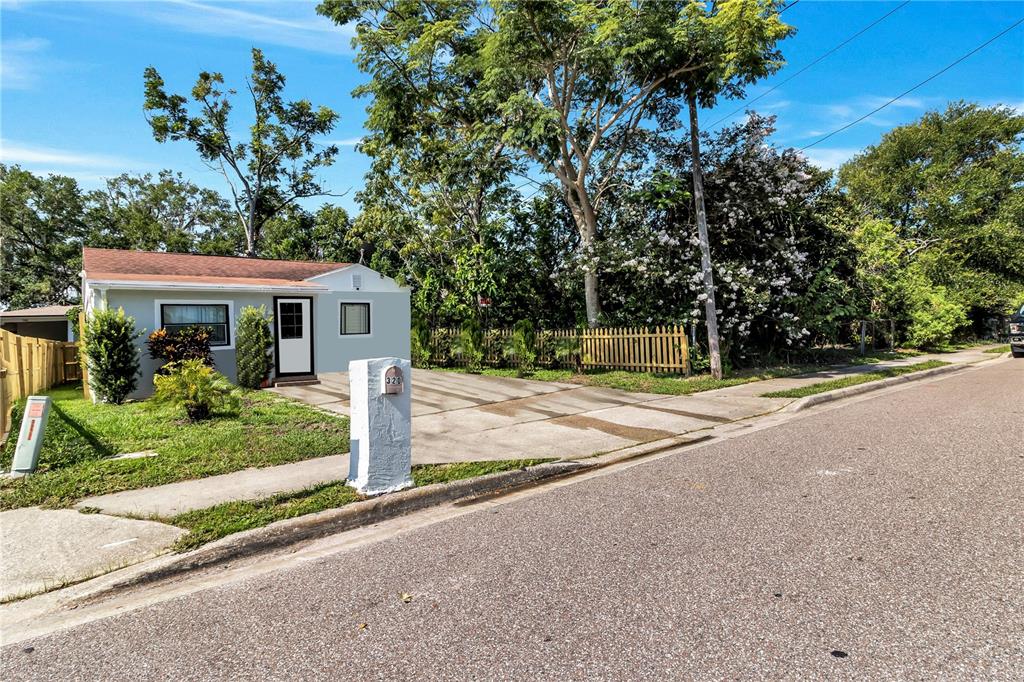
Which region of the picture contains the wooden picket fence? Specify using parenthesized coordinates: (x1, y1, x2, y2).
(0, 329, 80, 439)
(427, 324, 689, 375)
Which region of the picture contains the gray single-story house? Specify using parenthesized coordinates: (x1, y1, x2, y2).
(0, 305, 74, 341)
(82, 247, 410, 398)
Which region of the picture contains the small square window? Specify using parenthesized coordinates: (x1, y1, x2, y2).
(279, 302, 303, 340)
(341, 303, 370, 335)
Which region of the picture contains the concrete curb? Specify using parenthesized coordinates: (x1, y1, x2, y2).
(784, 362, 968, 412)
(74, 431, 718, 604)
(86, 460, 589, 595)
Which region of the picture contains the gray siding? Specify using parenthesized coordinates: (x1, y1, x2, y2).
(104, 287, 409, 399)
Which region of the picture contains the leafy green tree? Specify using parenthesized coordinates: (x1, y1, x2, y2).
(259, 204, 362, 263)
(82, 307, 142, 404)
(86, 171, 236, 254)
(235, 305, 275, 389)
(840, 102, 1024, 327)
(319, 0, 790, 331)
(0, 165, 88, 308)
(144, 48, 340, 257)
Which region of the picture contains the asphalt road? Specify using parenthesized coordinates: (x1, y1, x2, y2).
(3, 359, 1022, 680)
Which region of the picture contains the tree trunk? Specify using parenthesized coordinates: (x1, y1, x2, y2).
(687, 93, 723, 380)
(571, 192, 602, 328)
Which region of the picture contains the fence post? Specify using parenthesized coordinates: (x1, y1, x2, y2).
(859, 320, 867, 356)
(14, 336, 27, 397)
(0, 367, 7, 437)
(80, 311, 90, 399)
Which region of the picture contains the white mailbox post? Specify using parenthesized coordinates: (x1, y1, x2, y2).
(347, 357, 413, 495)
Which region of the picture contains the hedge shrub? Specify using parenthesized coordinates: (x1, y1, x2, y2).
(235, 305, 275, 389)
(82, 307, 142, 404)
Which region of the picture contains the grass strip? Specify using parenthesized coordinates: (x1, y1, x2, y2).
(760, 360, 950, 399)
(984, 345, 1010, 354)
(433, 350, 921, 397)
(0, 384, 350, 510)
(167, 458, 553, 551)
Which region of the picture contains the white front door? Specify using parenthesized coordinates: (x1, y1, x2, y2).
(276, 298, 313, 375)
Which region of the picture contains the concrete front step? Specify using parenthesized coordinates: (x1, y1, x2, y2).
(273, 375, 321, 387)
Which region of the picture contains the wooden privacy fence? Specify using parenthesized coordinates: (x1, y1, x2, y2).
(428, 324, 690, 375)
(0, 329, 80, 438)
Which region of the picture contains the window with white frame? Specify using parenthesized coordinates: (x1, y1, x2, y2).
(160, 304, 231, 346)
(340, 302, 370, 335)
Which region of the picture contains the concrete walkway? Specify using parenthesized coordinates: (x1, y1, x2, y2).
(76, 455, 348, 518)
(0, 508, 184, 602)
(76, 347, 1001, 521)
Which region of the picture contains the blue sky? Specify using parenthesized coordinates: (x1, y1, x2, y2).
(2, 1, 1022, 214)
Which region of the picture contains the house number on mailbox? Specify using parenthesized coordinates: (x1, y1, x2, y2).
(382, 365, 404, 395)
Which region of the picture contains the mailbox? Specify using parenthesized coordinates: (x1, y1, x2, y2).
(382, 365, 404, 395)
(10, 396, 51, 476)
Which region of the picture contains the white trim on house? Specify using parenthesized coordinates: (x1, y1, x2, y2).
(304, 264, 356, 281)
(153, 298, 236, 350)
(338, 300, 374, 339)
(88, 279, 327, 294)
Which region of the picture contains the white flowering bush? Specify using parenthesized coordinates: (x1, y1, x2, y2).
(592, 115, 862, 362)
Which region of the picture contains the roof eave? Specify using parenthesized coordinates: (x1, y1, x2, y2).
(84, 278, 328, 293)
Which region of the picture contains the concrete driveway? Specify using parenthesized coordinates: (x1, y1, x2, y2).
(271, 369, 784, 464)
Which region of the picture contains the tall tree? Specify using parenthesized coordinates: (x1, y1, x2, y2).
(86, 171, 236, 254)
(0, 165, 88, 308)
(143, 48, 340, 257)
(839, 102, 1024, 330)
(260, 204, 363, 263)
(320, 0, 785, 328)
(676, 0, 791, 378)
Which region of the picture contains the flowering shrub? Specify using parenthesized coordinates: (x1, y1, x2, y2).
(147, 326, 214, 369)
(585, 113, 859, 364)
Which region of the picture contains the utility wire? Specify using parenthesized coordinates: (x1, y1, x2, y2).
(710, 1, 910, 129)
(779, 0, 799, 15)
(802, 16, 1024, 150)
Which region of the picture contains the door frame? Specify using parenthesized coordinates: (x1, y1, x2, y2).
(273, 296, 315, 377)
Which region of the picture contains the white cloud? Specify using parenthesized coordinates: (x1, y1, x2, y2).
(803, 147, 861, 171)
(325, 136, 363, 147)
(0, 139, 141, 168)
(1, 37, 49, 90)
(125, 0, 357, 55)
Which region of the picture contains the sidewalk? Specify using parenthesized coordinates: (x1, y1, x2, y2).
(1, 345, 1005, 602)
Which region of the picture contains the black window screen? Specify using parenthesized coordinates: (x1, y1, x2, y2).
(160, 304, 230, 346)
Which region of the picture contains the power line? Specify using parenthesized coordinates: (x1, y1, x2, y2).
(802, 16, 1024, 150)
(779, 0, 799, 15)
(710, 1, 910, 129)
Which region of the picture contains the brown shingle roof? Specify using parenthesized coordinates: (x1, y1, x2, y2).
(0, 305, 72, 318)
(82, 248, 350, 284)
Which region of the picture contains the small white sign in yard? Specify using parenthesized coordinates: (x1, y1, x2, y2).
(9, 396, 51, 477)
(347, 357, 413, 495)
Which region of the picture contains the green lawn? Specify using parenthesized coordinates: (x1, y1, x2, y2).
(984, 345, 1011, 354)
(168, 458, 552, 551)
(760, 360, 950, 399)
(435, 349, 921, 397)
(0, 384, 350, 510)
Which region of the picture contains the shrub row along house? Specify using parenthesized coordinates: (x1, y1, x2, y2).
(81, 247, 410, 398)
